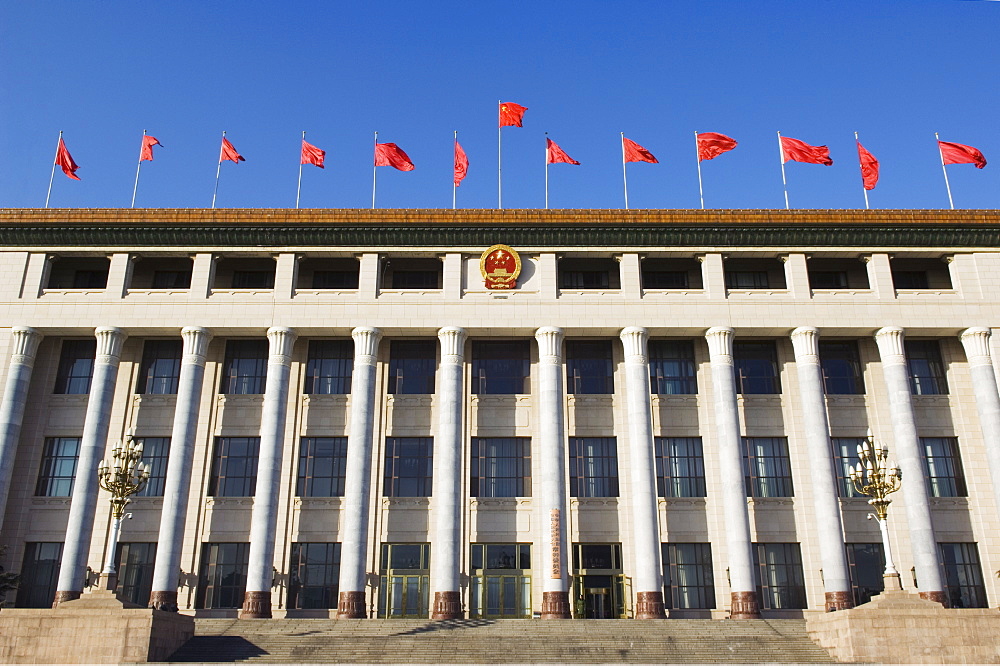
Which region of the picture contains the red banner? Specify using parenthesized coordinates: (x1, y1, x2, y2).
(780, 136, 833, 165)
(220, 137, 245, 163)
(55, 138, 81, 180)
(697, 132, 738, 161)
(375, 142, 415, 171)
(546, 138, 579, 165)
(454, 141, 469, 186)
(856, 141, 879, 190)
(623, 137, 658, 163)
(301, 140, 326, 168)
(140, 135, 161, 162)
(939, 140, 987, 169)
(499, 102, 528, 128)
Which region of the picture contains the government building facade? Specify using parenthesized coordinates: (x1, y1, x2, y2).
(0, 208, 998, 622)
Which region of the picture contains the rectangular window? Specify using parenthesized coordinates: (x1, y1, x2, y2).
(305, 340, 353, 395)
(921, 437, 967, 497)
(288, 542, 341, 610)
(892, 270, 929, 289)
(383, 437, 433, 497)
(53, 339, 96, 394)
(220, 339, 269, 394)
(662, 543, 715, 609)
(743, 437, 794, 498)
(151, 269, 192, 289)
(231, 270, 275, 289)
(208, 437, 259, 497)
(906, 340, 948, 395)
(15, 542, 63, 608)
(471, 341, 530, 395)
(753, 543, 807, 610)
(648, 340, 697, 395)
(939, 542, 987, 608)
(569, 437, 619, 498)
(654, 437, 706, 498)
(566, 340, 614, 395)
(832, 437, 865, 498)
(35, 437, 81, 497)
(470, 437, 531, 498)
(642, 270, 689, 289)
(196, 542, 250, 609)
(725, 271, 769, 289)
(296, 437, 348, 497)
(734, 341, 781, 394)
(378, 543, 431, 618)
(115, 542, 157, 607)
(135, 437, 170, 497)
(559, 259, 620, 289)
(388, 340, 436, 394)
(469, 543, 532, 618)
(137, 340, 182, 394)
(845, 542, 885, 606)
(809, 270, 849, 289)
(311, 270, 359, 289)
(819, 341, 865, 395)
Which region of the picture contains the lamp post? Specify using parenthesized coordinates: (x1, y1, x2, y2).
(848, 430, 903, 592)
(96, 435, 150, 591)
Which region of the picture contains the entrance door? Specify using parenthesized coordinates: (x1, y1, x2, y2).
(381, 574, 429, 618)
(584, 583, 613, 619)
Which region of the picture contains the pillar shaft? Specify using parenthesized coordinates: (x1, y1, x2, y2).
(0, 327, 42, 533)
(959, 328, 1000, 529)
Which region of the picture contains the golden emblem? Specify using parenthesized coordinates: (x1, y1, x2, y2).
(480, 244, 522, 290)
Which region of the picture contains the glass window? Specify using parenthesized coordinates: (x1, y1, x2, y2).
(137, 340, 182, 394)
(383, 437, 433, 497)
(725, 271, 769, 289)
(196, 542, 250, 609)
(72, 270, 108, 288)
(809, 270, 849, 289)
(115, 542, 157, 606)
(654, 437, 706, 498)
(305, 340, 353, 395)
(734, 341, 781, 394)
(469, 544, 532, 618)
(560, 259, 620, 289)
(649, 340, 697, 395)
(54, 339, 96, 394)
(921, 437, 967, 497)
(832, 437, 866, 498)
(471, 341, 530, 395)
(845, 542, 885, 606)
(35, 437, 80, 497)
(753, 543, 807, 610)
(939, 542, 987, 609)
(743, 437, 794, 498)
(297, 437, 348, 497)
(220, 339, 268, 394)
(662, 543, 715, 609)
(566, 341, 614, 395)
(471, 437, 531, 498)
(573, 543, 623, 570)
(151, 270, 192, 289)
(15, 542, 63, 608)
(642, 270, 689, 289)
(134, 437, 170, 497)
(388, 340, 436, 394)
(569, 437, 619, 498)
(231, 270, 274, 289)
(288, 543, 341, 610)
(819, 341, 864, 395)
(892, 270, 929, 289)
(378, 543, 431, 618)
(906, 340, 948, 395)
(391, 270, 439, 289)
(208, 437, 259, 497)
(311, 270, 359, 289)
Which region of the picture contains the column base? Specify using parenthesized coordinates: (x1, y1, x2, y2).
(52, 590, 80, 608)
(824, 591, 854, 611)
(431, 591, 463, 619)
(883, 572, 903, 591)
(918, 590, 949, 607)
(97, 571, 118, 592)
(337, 591, 367, 619)
(149, 590, 179, 611)
(541, 591, 572, 619)
(634, 591, 666, 619)
(240, 591, 272, 619)
(729, 591, 761, 619)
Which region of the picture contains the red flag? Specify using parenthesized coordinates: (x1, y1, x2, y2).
(780, 136, 833, 165)
(697, 132, 738, 161)
(622, 137, 658, 164)
(546, 138, 580, 165)
(301, 140, 325, 169)
(374, 142, 415, 171)
(140, 135, 161, 162)
(55, 138, 80, 180)
(454, 141, 469, 186)
(938, 140, 987, 169)
(499, 102, 528, 128)
(856, 141, 879, 191)
(220, 137, 245, 163)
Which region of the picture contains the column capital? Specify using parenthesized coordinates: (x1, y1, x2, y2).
(352, 326, 382, 361)
(266, 326, 297, 365)
(874, 326, 906, 364)
(960, 327, 992, 367)
(619, 327, 649, 361)
(535, 327, 564, 362)
(790, 326, 820, 363)
(705, 326, 734, 362)
(437, 326, 467, 361)
(94, 327, 127, 362)
(8, 327, 42, 366)
(180, 327, 213, 365)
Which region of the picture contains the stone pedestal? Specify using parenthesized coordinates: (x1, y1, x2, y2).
(540, 591, 571, 619)
(431, 591, 462, 620)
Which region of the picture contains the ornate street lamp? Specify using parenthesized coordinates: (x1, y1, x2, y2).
(96, 435, 150, 591)
(848, 430, 903, 592)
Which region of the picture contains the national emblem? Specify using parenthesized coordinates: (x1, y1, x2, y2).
(480, 244, 522, 290)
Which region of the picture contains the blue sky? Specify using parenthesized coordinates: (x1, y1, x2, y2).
(1, 1, 997, 210)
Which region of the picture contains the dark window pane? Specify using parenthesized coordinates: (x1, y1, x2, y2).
(566, 341, 614, 395)
(569, 437, 619, 498)
(642, 271, 689, 289)
(725, 271, 769, 289)
(305, 340, 353, 395)
(15, 542, 63, 607)
(649, 340, 697, 395)
(735, 341, 780, 394)
(389, 340, 436, 394)
(471, 438, 531, 498)
(892, 270, 929, 289)
(471, 341, 530, 395)
(72, 270, 108, 288)
(384, 437, 433, 497)
(231, 270, 274, 289)
(819, 341, 864, 395)
(921, 437, 967, 497)
(846, 542, 885, 606)
(939, 542, 987, 608)
(151, 270, 192, 289)
(297, 437, 348, 497)
(220, 340, 269, 394)
(196, 543, 250, 609)
(115, 542, 157, 606)
(138, 340, 182, 394)
(753, 543, 806, 609)
(906, 340, 948, 395)
(209, 437, 259, 497)
(135, 437, 170, 497)
(655, 437, 706, 498)
(312, 270, 359, 289)
(832, 437, 866, 498)
(662, 543, 715, 609)
(743, 437, 794, 498)
(35, 437, 81, 497)
(391, 270, 439, 289)
(288, 543, 341, 609)
(54, 339, 96, 394)
(809, 271, 848, 289)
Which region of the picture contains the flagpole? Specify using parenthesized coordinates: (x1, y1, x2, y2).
(694, 131, 705, 210)
(131, 129, 146, 208)
(935, 132, 955, 210)
(372, 131, 378, 210)
(211, 131, 225, 209)
(620, 133, 629, 210)
(45, 131, 61, 208)
(453, 130, 458, 210)
(497, 100, 503, 210)
(544, 133, 549, 210)
(777, 131, 790, 210)
(296, 131, 306, 209)
(855, 131, 870, 210)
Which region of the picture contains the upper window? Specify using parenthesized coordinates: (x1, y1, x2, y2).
(231, 271, 275, 289)
(213, 257, 276, 290)
(921, 437, 967, 497)
(134, 437, 170, 497)
(383, 437, 434, 497)
(297, 258, 360, 290)
(831, 437, 865, 498)
(470, 437, 531, 498)
(743, 437, 794, 498)
(662, 543, 715, 609)
(734, 341, 781, 394)
(128, 257, 193, 290)
(559, 258, 621, 290)
(649, 340, 697, 395)
(641, 258, 703, 290)
(54, 339, 96, 394)
(569, 437, 619, 498)
(220, 340, 268, 394)
(388, 340, 436, 394)
(724, 258, 786, 290)
(35, 437, 80, 497)
(297, 437, 348, 497)
(45, 257, 110, 289)
(305, 340, 353, 395)
(566, 340, 614, 395)
(655, 437, 706, 498)
(819, 341, 864, 395)
(208, 436, 259, 497)
(806, 257, 869, 290)
(906, 340, 948, 395)
(472, 341, 530, 395)
(753, 543, 807, 609)
(137, 340, 182, 395)
(383, 258, 442, 289)
(890, 258, 952, 290)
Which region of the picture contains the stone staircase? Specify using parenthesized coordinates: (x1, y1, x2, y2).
(168, 618, 836, 663)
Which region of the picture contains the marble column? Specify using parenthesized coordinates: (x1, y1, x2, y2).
(337, 326, 382, 618)
(704, 326, 760, 619)
(241, 327, 298, 619)
(148, 326, 212, 611)
(0, 327, 43, 532)
(619, 327, 666, 619)
(873, 326, 946, 604)
(535, 326, 571, 619)
(959, 328, 1000, 523)
(789, 327, 853, 610)
(54, 327, 127, 605)
(431, 326, 467, 619)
